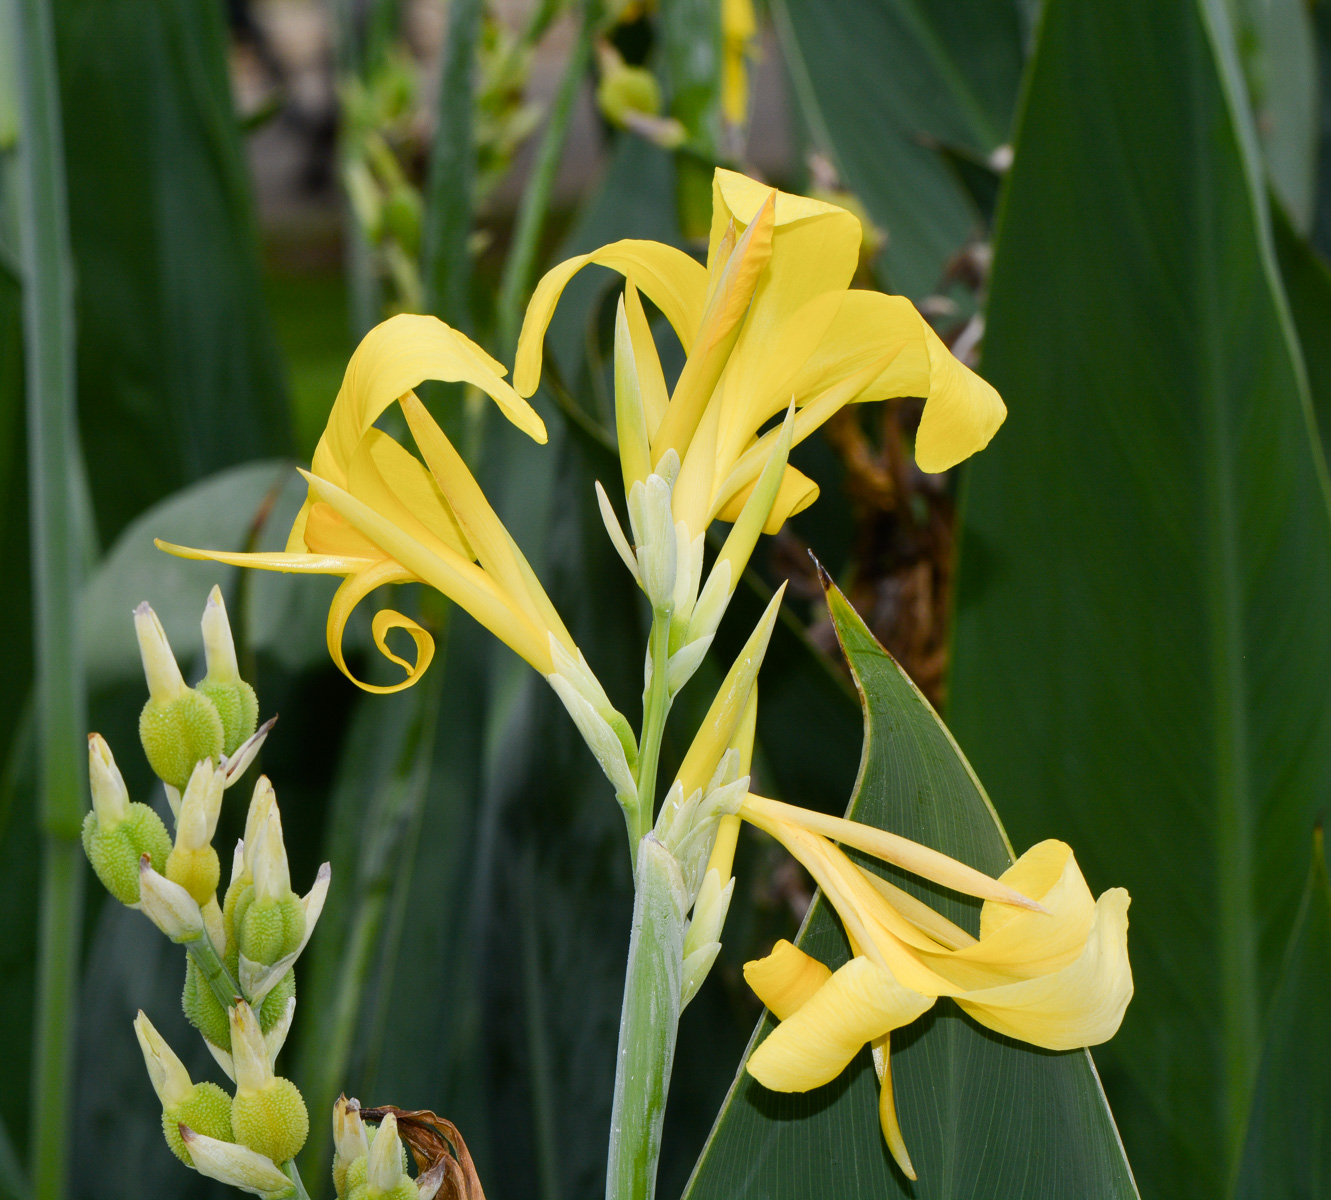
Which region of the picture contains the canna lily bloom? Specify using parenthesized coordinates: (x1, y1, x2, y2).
(515, 168, 1006, 552)
(159, 315, 576, 692)
(725, 795, 1132, 1180)
(721, 0, 758, 127)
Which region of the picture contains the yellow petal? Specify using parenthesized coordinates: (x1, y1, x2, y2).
(956, 888, 1133, 1050)
(154, 540, 371, 576)
(324, 559, 435, 694)
(305, 501, 387, 559)
(714, 463, 820, 535)
(299, 469, 552, 673)
(652, 194, 775, 462)
(913, 321, 1006, 473)
(746, 956, 932, 1092)
(347, 427, 474, 560)
(515, 241, 708, 397)
(741, 794, 1044, 912)
(871, 1036, 916, 1181)
(919, 842, 1096, 991)
(399, 393, 575, 654)
(861, 872, 977, 952)
(743, 939, 832, 1020)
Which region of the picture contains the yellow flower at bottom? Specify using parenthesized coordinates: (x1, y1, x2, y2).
(736, 798, 1133, 1179)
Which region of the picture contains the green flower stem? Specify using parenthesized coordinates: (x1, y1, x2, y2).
(15, 0, 86, 1194)
(495, 0, 600, 357)
(185, 935, 243, 1013)
(631, 613, 674, 851)
(282, 1158, 313, 1200)
(606, 837, 688, 1200)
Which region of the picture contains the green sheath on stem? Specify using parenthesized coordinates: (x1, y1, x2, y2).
(15, 0, 86, 1195)
(606, 836, 688, 1200)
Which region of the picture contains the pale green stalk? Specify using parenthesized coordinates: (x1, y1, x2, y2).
(632, 613, 673, 847)
(605, 838, 688, 1200)
(185, 934, 244, 1015)
(282, 1159, 313, 1200)
(15, 0, 86, 1195)
(495, 0, 600, 356)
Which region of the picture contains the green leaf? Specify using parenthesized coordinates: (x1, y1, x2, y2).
(947, 0, 1331, 1196)
(770, 0, 1024, 298)
(1272, 199, 1331, 467)
(54, 0, 293, 543)
(683, 584, 1136, 1200)
(1233, 831, 1331, 1199)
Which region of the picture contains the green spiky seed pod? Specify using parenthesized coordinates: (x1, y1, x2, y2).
(81, 802, 172, 905)
(198, 678, 259, 757)
(341, 1154, 368, 1199)
(166, 844, 221, 907)
(182, 958, 231, 1052)
(140, 689, 225, 791)
(163, 1081, 233, 1164)
(349, 1181, 417, 1200)
(260, 970, 296, 1032)
(224, 878, 253, 952)
(232, 1077, 309, 1165)
(238, 896, 306, 966)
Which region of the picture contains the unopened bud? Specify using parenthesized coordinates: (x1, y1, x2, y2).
(367, 1112, 413, 1196)
(180, 1126, 294, 1197)
(199, 586, 260, 756)
(239, 864, 329, 1004)
(595, 43, 685, 148)
(332, 1096, 370, 1198)
(628, 474, 678, 614)
(82, 738, 172, 906)
(140, 858, 206, 942)
(166, 758, 226, 906)
(230, 1001, 310, 1165)
(137, 601, 226, 791)
(135, 1010, 234, 1163)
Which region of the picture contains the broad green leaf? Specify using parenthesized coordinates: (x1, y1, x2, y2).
(55, 0, 293, 543)
(1233, 832, 1331, 1199)
(683, 584, 1136, 1200)
(948, 0, 1331, 1196)
(1272, 200, 1331, 466)
(770, 0, 1024, 298)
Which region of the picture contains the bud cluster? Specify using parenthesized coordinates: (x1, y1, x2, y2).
(83, 588, 332, 1198)
(331, 1099, 443, 1200)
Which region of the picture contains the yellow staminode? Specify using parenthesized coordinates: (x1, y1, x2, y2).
(158, 314, 579, 692)
(515, 168, 1006, 548)
(738, 799, 1132, 1180)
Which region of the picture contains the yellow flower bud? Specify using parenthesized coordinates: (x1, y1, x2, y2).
(165, 759, 226, 906)
(82, 735, 173, 906)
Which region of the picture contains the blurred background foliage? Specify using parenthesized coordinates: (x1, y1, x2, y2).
(3, 0, 1331, 1197)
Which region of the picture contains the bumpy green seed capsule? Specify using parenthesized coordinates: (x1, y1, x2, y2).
(238, 895, 306, 966)
(140, 690, 226, 792)
(261, 970, 296, 1030)
(231, 1076, 310, 1166)
(163, 1081, 234, 1165)
(182, 958, 232, 1052)
(81, 804, 172, 906)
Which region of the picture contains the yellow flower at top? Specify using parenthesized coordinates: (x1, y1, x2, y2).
(721, 0, 758, 127)
(515, 169, 1006, 552)
(158, 314, 580, 693)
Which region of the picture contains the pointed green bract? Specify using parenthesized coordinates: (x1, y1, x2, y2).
(681, 584, 1136, 1200)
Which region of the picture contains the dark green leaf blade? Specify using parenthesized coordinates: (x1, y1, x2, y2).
(683, 584, 1136, 1200)
(771, 0, 1024, 298)
(947, 0, 1331, 1196)
(1233, 832, 1331, 1200)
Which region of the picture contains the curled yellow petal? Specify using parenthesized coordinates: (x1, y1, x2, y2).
(913, 321, 1006, 474)
(325, 559, 432, 694)
(956, 888, 1133, 1050)
(746, 956, 932, 1092)
(154, 540, 372, 576)
(744, 940, 831, 1020)
(515, 240, 708, 398)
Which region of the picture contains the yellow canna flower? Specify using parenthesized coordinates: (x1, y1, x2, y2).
(515, 168, 1006, 550)
(721, 0, 758, 128)
(736, 795, 1132, 1180)
(158, 314, 585, 692)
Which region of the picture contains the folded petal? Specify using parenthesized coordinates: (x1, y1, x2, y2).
(744, 939, 832, 1020)
(913, 321, 1006, 474)
(154, 541, 372, 577)
(746, 956, 932, 1092)
(323, 559, 435, 694)
(515, 240, 708, 397)
(713, 462, 819, 534)
(956, 888, 1133, 1050)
